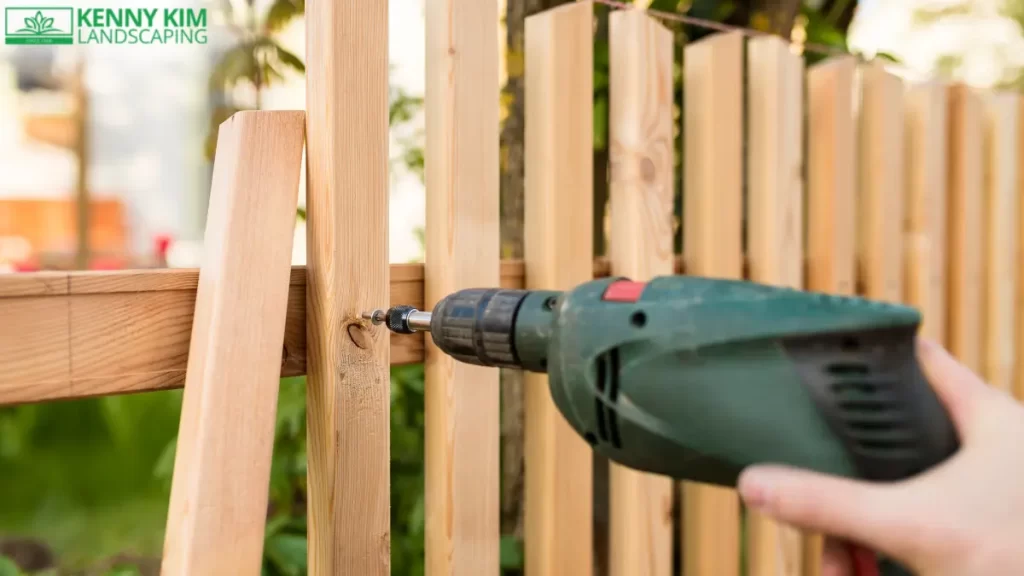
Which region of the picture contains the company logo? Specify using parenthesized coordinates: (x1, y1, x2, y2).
(5, 6, 207, 45)
(5, 7, 74, 45)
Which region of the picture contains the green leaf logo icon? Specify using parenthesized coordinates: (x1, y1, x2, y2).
(16, 10, 60, 35)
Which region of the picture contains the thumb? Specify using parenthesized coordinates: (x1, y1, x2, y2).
(738, 465, 919, 561)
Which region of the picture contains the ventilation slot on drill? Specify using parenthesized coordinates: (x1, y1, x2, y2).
(826, 365, 916, 458)
(593, 349, 622, 448)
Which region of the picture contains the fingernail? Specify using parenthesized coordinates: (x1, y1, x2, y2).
(738, 470, 772, 509)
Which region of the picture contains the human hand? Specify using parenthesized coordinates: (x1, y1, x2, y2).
(737, 339, 1024, 576)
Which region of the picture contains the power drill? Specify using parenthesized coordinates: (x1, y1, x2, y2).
(366, 275, 960, 573)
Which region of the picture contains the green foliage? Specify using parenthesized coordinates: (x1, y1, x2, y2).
(0, 556, 21, 576)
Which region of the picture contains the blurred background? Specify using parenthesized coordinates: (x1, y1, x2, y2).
(0, 0, 1021, 574)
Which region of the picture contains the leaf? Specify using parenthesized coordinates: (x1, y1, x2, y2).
(499, 535, 524, 570)
(593, 96, 608, 150)
(265, 534, 307, 576)
(152, 437, 176, 479)
(209, 44, 259, 91)
(874, 52, 902, 64)
(0, 556, 19, 576)
(264, 0, 304, 33)
(272, 42, 305, 74)
(104, 565, 143, 576)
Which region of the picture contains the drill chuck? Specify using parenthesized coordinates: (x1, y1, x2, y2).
(364, 288, 552, 370)
(364, 306, 432, 334)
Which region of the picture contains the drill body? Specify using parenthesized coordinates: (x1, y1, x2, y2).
(381, 275, 958, 487)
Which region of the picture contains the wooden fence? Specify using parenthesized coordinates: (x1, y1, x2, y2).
(1, 1, 1024, 575)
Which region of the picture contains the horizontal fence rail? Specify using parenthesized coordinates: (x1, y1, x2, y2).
(0, 259, 694, 407)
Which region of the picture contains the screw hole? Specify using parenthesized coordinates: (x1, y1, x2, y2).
(841, 336, 860, 351)
(584, 432, 597, 445)
(631, 311, 647, 328)
(543, 296, 558, 311)
(539, 358, 548, 370)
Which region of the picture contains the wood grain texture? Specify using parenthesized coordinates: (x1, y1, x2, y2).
(424, 0, 501, 573)
(946, 85, 984, 371)
(904, 82, 949, 342)
(981, 92, 1020, 392)
(1016, 95, 1024, 402)
(804, 56, 858, 576)
(524, 4, 595, 576)
(161, 110, 305, 576)
(681, 30, 743, 576)
(305, 0, 391, 572)
(608, 10, 675, 576)
(745, 34, 804, 576)
(858, 63, 905, 303)
(0, 261, 589, 408)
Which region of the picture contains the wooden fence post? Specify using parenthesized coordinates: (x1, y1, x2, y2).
(745, 34, 805, 576)
(524, 3, 595, 575)
(946, 85, 983, 371)
(905, 82, 949, 343)
(682, 29, 744, 576)
(858, 62, 905, 304)
(981, 93, 1020, 393)
(305, 1, 391, 573)
(425, 0, 502, 573)
(1016, 95, 1024, 402)
(161, 111, 305, 576)
(805, 56, 858, 576)
(607, 9, 675, 575)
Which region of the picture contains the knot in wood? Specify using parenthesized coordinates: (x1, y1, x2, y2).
(641, 157, 657, 183)
(347, 323, 373, 350)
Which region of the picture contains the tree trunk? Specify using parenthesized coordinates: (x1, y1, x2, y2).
(498, 0, 575, 550)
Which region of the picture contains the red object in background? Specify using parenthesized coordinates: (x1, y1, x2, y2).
(154, 233, 172, 259)
(13, 259, 40, 272)
(89, 256, 124, 270)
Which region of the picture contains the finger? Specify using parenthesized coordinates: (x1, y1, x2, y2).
(822, 537, 853, 576)
(738, 465, 916, 560)
(916, 338, 993, 436)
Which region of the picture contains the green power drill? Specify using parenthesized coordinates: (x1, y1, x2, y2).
(365, 275, 960, 573)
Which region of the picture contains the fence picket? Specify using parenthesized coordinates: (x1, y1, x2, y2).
(607, 9, 675, 575)
(947, 85, 984, 371)
(424, 0, 502, 572)
(981, 93, 1020, 392)
(682, 29, 744, 576)
(304, 1, 390, 572)
(805, 56, 858, 576)
(524, 3, 595, 575)
(905, 82, 949, 342)
(858, 62, 906, 304)
(1017, 95, 1024, 401)
(745, 34, 805, 576)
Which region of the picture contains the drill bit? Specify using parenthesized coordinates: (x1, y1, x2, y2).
(361, 306, 432, 334)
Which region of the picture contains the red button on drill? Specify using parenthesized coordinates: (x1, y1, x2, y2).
(603, 280, 647, 302)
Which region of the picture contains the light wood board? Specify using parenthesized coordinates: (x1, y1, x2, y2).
(607, 9, 675, 576)
(858, 62, 905, 303)
(946, 85, 984, 371)
(1016, 95, 1024, 401)
(424, 0, 502, 572)
(745, 34, 805, 576)
(981, 92, 1020, 392)
(524, 3, 595, 575)
(905, 82, 949, 342)
(681, 29, 743, 576)
(161, 110, 305, 576)
(804, 55, 858, 576)
(305, 0, 391, 572)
